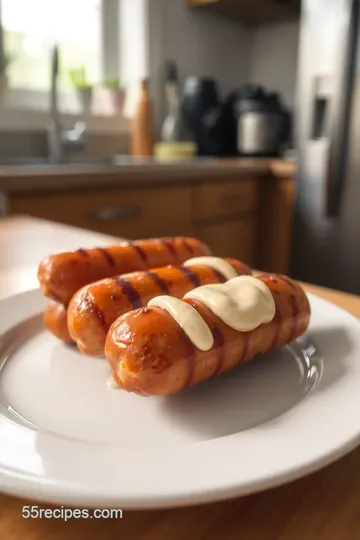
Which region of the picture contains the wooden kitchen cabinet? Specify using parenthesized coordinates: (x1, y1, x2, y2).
(9, 185, 194, 240)
(187, 0, 300, 26)
(258, 176, 295, 274)
(10, 180, 258, 264)
(195, 173, 296, 272)
(198, 218, 257, 266)
(193, 178, 258, 221)
(6, 169, 295, 273)
(193, 177, 259, 265)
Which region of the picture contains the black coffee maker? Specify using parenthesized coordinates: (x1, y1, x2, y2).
(181, 76, 229, 156)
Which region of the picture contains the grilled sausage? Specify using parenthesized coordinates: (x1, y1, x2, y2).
(68, 258, 251, 356)
(105, 274, 311, 396)
(44, 301, 73, 344)
(37, 237, 210, 305)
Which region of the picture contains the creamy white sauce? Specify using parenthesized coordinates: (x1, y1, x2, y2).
(184, 276, 275, 333)
(148, 295, 214, 351)
(107, 373, 122, 389)
(147, 276, 275, 351)
(184, 256, 238, 281)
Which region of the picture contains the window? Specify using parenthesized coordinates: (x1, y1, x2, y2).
(0, 0, 149, 126)
(3, 0, 102, 91)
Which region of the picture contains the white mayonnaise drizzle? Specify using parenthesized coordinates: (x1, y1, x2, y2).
(147, 295, 214, 351)
(185, 276, 275, 333)
(148, 276, 275, 351)
(184, 256, 238, 281)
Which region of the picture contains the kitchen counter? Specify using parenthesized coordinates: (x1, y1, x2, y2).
(0, 158, 296, 192)
(1, 216, 360, 540)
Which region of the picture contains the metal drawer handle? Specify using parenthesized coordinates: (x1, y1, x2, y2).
(92, 205, 141, 221)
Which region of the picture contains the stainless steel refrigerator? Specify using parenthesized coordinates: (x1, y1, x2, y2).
(291, 0, 360, 294)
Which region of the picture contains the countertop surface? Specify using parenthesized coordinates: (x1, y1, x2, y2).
(0, 158, 296, 192)
(1, 216, 359, 540)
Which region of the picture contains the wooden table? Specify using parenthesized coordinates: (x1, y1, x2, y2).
(1, 216, 360, 540)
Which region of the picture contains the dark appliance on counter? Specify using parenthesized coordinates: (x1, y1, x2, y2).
(181, 76, 228, 156)
(223, 84, 291, 157)
(181, 79, 290, 157)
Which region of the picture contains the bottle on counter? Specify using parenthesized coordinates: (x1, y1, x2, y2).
(161, 60, 182, 143)
(131, 77, 154, 157)
(155, 60, 196, 162)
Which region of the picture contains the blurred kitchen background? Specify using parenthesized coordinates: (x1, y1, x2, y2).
(1, 0, 359, 295)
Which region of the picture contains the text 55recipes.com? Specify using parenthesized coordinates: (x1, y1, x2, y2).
(22, 505, 123, 521)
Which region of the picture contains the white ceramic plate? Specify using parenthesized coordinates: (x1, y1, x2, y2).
(0, 289, 359, 509)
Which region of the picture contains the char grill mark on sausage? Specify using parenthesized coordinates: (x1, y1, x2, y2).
(114, 278, 142, 309)
(96, 247, 116, 268)
(162, 239, 177, 261)
(127, 241, 148, 265)
(86, 294, 108, 330)
(178, 267, 202, 288)
(210, 268, 227, 283)
(147, 271, 171, 295)
(182, 239, 194, 256)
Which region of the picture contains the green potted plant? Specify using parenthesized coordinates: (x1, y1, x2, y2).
(68, 65, 94, 114)
(104, 77, 125, 115)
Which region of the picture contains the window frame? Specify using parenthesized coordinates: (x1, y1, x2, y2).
(0, 0, 128, 133)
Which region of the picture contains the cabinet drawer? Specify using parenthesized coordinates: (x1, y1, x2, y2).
(10, 186, 193, 239)
(193, 178, 259, 221)
(198, 219, 257, 267)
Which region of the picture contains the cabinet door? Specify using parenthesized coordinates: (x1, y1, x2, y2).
(9, 186, 193, 240)
(258, 177, 295, 274)
(193, 178, 259, 221)
(198, 218, 257, 266)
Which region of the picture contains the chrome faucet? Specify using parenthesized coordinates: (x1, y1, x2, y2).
(47, 45, 86, 163)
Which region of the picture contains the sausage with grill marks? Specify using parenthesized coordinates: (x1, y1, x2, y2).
(105, 274, 311, 396)
(37, 237, 211, 305)
(68, 258, 251, 356)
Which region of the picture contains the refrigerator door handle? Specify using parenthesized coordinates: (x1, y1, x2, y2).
(325, 0, 358, 218)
